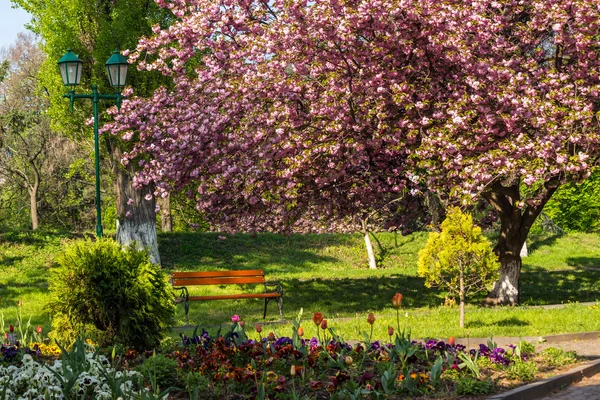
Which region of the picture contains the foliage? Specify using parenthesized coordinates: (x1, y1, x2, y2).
(507, 360, 538, 382)
(543, 167, 600, 233)
(455, 377, 494, 396)
(418, 208, 499, 326)
(541, 347, 579, 367)
(135, 352, 182, 390)
(47, 238, 174, 350)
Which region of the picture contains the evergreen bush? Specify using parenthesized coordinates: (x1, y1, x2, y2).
(48, 238, 174, 350)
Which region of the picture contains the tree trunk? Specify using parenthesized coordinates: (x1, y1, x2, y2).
(482, 181, 558, 306)
(459, 266, 465, 328)
(28, 182, 39, 230)
(160, 193, 173, 232)
(113, 147, 161, 265)
(362, 219, 377, 269)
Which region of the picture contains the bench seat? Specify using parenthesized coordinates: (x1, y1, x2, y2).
(171, 269, 283, 325)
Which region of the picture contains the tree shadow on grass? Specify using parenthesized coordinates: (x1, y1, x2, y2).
(159, 231, 349, 272)
(528, 233, 564, 253)
(520, 265, 600, 305)
(465, 317, 529, 329)
(284, 275, 444, 314)
(181, 274, 447, 325)
(567, 257, 600, 270)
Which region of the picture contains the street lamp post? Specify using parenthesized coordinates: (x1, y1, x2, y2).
(58, 50, 129, 237)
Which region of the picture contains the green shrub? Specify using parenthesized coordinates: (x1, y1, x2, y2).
(455, 377, 494, 395)
(47, 238, 174, 350)
(135, 353, 182, 390)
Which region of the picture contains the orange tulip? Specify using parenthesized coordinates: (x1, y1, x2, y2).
(312, 312, 324, 326)
(392, 293, 403, 308)
(255, 323, 262, 333)
(448, 336, 455, 346)
(388, 326, 394, 336)
(367, 313, 376, 325)
(297, 326, 304, 337)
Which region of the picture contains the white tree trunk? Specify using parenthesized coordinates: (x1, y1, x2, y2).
(520, 242, 528, 257)
(116, 218, 160, 265)
(113, 146, 161, 265)
(361, 220, 377, 269)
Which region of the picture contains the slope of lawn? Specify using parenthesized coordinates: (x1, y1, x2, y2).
(1, 229, 599, 339)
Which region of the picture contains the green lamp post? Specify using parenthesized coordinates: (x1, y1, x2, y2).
(58, 49, 129, 237)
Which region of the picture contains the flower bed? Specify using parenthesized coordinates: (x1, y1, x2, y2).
(0, 314, 582, 399)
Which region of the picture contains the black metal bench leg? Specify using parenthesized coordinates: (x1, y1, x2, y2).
(264, 298, 269, 319)
(184, 300, 190, 326)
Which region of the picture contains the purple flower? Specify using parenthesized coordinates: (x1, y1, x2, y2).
(425, 339, 438, 350)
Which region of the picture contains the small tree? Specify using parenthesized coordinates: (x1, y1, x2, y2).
(418, 208, 499, 328)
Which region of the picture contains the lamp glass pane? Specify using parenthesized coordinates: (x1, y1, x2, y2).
(59, 63, 68, 85)
(118, 64, 128, 86)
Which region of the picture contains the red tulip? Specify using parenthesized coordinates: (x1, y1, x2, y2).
(392, 293, 403, 308)
(9, 325, 14, 333)
(388, 326, 394, 337)
(36, 325, 43, 334)
(312, 312, 323, 326)
(255, 323, 262, 333)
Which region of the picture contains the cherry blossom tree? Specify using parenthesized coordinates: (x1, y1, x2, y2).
(106, 0, 600, 302)
(105, 0, 440, 268)
(416, 0, 600, 305)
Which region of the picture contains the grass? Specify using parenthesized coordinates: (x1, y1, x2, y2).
(1, 229, 600, 341)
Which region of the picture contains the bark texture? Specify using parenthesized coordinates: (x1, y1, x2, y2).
(113, 147, 161, 265)
(159, 193, 173, 232)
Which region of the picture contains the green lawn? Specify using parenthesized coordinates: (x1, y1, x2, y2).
(1, 229, 600, 340)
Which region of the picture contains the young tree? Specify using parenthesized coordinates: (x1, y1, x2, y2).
(418, 208, 499, 328)
(0, 33, 49, 229)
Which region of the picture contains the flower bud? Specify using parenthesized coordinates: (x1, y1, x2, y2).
(345, 356, 353, 365)
(290, 365, 296, 376)
(392, 293, 403, 308)
(367, 313, 376, 325)
(320, 319, 328, 330)
(448, 336, 455, 346)
(36, 325, 43, 334)
(9, 325, 14, 333)
(255, 323, 262, 333)
(388, 326, 394, 337)
(297, 326, 304, 337)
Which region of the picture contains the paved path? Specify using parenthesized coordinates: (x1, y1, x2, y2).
(537, 338, 600, 400)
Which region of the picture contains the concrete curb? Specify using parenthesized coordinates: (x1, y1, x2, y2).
(487, 358, 600, 400)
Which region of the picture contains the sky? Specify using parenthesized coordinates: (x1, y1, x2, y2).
(0, 0, 33, 50)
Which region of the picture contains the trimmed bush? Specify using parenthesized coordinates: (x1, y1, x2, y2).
(48, 238, 174, 350)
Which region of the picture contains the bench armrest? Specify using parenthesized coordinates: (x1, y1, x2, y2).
(173, 285, 189, 302)
(264, 281, 283, 296)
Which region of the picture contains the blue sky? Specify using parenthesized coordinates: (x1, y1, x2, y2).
(0, 1, 33, 50)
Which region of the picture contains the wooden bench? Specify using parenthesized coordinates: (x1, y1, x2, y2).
(171, 269, 283, 325)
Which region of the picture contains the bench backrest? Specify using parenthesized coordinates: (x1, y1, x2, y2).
(171, 270, 267, 286)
